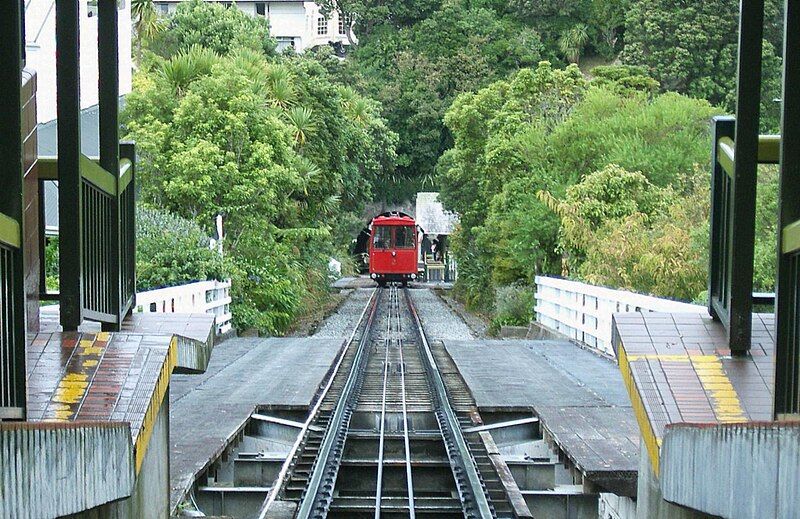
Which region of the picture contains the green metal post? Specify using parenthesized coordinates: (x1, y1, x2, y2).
(0, 0, 27, 420)
(56, 0, 83, 331)
(99, 0, 121, 331)
(727, 0, 765, 354)
(774, 0, 800, 419)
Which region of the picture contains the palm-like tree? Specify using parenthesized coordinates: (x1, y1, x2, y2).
(159, 45, 219, 94)
(131, 0, 164, 59)
(284, 107, 316, 147)
(265, 65, 297, 109)
(558, 24, 589, 65)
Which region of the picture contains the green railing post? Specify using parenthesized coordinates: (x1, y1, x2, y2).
(0, 0, 27, 420)
(120, 142, 137, 321)
(99, 0, 120, 331)
(725, 0, 765, 354)
(774, 0, 800, 419)
(56, 0, 83, 331)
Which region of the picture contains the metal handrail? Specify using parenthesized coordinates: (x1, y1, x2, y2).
(0, 212, 21, 249)
(39, 154, 130, 195)
(716, 134, 781, 178)
(782, 219, 800, 254)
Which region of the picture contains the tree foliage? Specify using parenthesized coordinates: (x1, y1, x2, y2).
(437, 63, 726, 308)
(623, 0, 783, 131)
(126, 4, 397, 334)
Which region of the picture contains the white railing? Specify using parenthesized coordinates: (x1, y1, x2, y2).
(135, 279, 233, 336)
(534, 276, 707, 356)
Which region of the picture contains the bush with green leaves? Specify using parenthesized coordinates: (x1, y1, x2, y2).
(136, 205, 230, 291)
(126, 7, 397, 335)
(492, 283, 535, 328)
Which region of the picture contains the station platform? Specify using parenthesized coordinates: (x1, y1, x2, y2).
(168, 336, 347, 511)
(612, 312, 774, 473)
(444, 339, 640, 497)
(28, 309, 217, 464)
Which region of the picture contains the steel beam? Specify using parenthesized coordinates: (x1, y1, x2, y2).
(774, 0, 800, 419)
(56, 0, 83, 330)
(727, 0, 765, 354)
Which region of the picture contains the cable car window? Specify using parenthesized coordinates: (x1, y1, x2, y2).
(373, 226, 391, 249)
(394, 226, 415, 249)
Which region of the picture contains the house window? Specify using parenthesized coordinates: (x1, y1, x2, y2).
(276, 37, 296, 52)
(338, 13, 351, 35)
(256, 2, 266, 16)
(317, 16, 328, 36)
(156, 2, 169, 15)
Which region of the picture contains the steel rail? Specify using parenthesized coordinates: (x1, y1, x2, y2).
(396, 287, 417, 517)
(403, 288, 494, 518)
(296, 288, 384, 518)
(257, 288, 379, 519)
(374, 290, 392, 518)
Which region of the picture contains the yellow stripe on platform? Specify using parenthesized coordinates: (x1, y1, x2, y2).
(691, 356, 747, 422)
(134, 337, 178, 474)
(617, 345, 662, 476)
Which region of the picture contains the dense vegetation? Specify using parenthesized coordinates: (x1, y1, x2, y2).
(126, 0, 396, 334)
(128, 0, 785, 329)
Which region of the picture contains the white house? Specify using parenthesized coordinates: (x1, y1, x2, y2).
(153, 1, 356, 52)
(24, 0, 133, 125)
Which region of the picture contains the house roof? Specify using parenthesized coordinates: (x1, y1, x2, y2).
(38, 98, 127, 231)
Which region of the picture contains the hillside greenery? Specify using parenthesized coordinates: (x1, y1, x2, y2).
(127, 0, 785, 328)
(126, 0, 397, 334)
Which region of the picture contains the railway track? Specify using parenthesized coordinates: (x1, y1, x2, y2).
(259, 286, 518, 519)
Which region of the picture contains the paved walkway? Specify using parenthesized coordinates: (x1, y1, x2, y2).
(168, 337, 345, 511)
(445, 339, 639, 496)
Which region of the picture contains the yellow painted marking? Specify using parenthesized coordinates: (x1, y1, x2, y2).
(134, 337, 178, 473)
(691, 356, 746, 423)
(46, 335, 108, 420)
(617, 345, 662, 475)
(97, 332, 111, 342)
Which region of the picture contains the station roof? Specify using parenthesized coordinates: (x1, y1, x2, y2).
(415, 192, 458, 236)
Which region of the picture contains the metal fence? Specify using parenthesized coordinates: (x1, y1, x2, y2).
(0, 216, 25, 419)
(534, 276, 707, 357)
(708, 116, 780, 354)
(135, 280, 233, 336)
(37, 145, 137, 331)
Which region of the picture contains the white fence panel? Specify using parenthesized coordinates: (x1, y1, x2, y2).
(135, 279, 233, 335)
(534, 276, 707, 356)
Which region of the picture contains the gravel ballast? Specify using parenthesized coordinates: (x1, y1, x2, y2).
(314, 288, 375, 338)
(408, 288, 474, 341)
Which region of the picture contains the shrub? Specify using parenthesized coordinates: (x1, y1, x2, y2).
(492, 283, 535, 328)
(136, 205, 230, 291)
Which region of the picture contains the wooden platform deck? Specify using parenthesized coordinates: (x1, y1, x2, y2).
(444, 339, 640, 497)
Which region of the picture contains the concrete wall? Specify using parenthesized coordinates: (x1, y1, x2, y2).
(24, 0, 133, 124)
(635, 438, 712, 519)
(77, 397, 171, 519)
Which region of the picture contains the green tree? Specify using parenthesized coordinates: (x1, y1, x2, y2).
(125, 39, 397, 334)
(148, 0, 276, 57)
(136, 205, 230, 291)
(131, 0, 164, 60)
(558, 24, 589, 64)
(623, 0, 783, 132)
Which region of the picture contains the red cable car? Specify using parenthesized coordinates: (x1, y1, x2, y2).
(369, 214, 418, 287)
